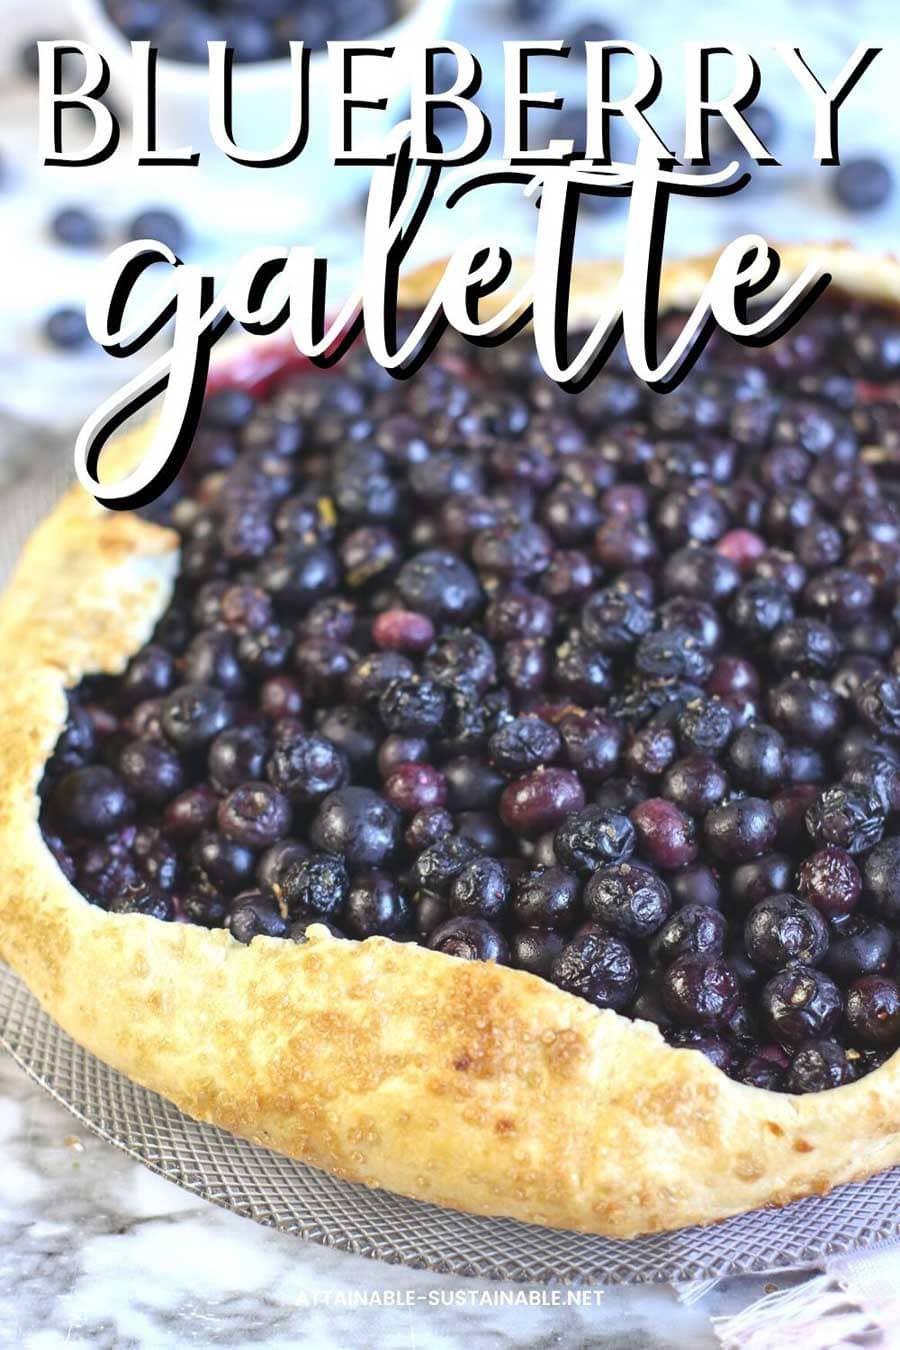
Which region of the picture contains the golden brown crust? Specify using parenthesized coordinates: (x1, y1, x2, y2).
(3, 245, 900, 1238)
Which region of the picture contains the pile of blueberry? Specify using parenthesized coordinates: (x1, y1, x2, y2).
(100, 0, 399, 63)
(40, 294, 900, 1095)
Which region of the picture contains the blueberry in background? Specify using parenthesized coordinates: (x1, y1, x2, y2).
(568, 20, 615, 50)
(833, 156, 894, 212)
(710, 101, 778, 159)
(104, 0, 167, 42)
(44, 307, 90, 351)
(19, 38, 45, 80)
(50, 206, 102, 249)
(101, 0, 399, 63)
(127, 208, 189, 256)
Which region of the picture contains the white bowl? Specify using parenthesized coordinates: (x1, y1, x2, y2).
(69, 0, 454, 177)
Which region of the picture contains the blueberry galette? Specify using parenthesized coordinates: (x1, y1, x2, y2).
(3, 247, 900, 1237)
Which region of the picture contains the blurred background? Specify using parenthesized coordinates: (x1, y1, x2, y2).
(0, 0, 897, 460)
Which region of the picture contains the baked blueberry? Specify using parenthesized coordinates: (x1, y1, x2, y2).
(796, 846, 861, 918)
(661, 756, 728, 817)
(509, 928, 566, 978)
(162, 683, 232, 750)
(760, 966, 842, 1044)
(584, 862, 671, 939)
(862, 838, 900, 921)
(412, 835, 482, 895)
(824, 914, 894, 985)
(489, 716, 562, 778)
(845, 975, 900, 1047)
(266, 728, 348, 803)
(704, 797, 777, 863)
(630, 798, 697, 871)
(669, 863, 721, 909)
(804, 785, 884, 854)
(661, 955, 740, 1030)
(649, 904, 727, 966)
(191, 831, 256, 894)
(344, 871, 410, 939)
(118, 740, 184, 804)
(499, 767, 586, 837)
(786, 1040, 852, 1093)
(49, 766, 134, 837)
(727, 724, 787, 794)
(228, 892, 290, 943)
(553, 805, 635, 875)
(275, 851, 349, 920)
(550, 927, 639, 1011)
(428, 917, 508, 964)
(209, 726, 268, 793)
(378, 675, 448, 737)
(744, 894, 829, 970)
(310, 787, 400, 867)
(449, 857, 510, 920)
(395, 550, 482, 623)
(511, 865, 579, 929)
(218, 782, 292, 850)
(107, 882, 175, 923)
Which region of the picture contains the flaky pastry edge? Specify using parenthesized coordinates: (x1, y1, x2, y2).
(2, 244, 900, 1238)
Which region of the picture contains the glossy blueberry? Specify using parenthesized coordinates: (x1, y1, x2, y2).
(584, 862, 671, 939)
(760, 966, 842, 1045)
(49, 765, 134, 837)
(228, 892, 290, 943)
(744, 894, 828, 970)
(862, 838, 900, 921)
(511, 865, 579, 929)
(191, 831, 256, 894)
(266, 727, 348, 803)
(509, 928, 566, 978)
(630, 798, 697, 871)
(162, 683, 232, 750)
(845, 975, 900, 1046)
(786, 1040, 852, 1093)
(428, 916, 508, 964)
(550, 927, 639, 1011)
(118, 739, 184, 804)
(796, 846, 861, 919)
(704, 797, 777, 863)
(823, 915, 894, 984)
(448, 857, 509, 920)
(499, 767, 585, 837)
(344, 871, 410, 938)
(310, 787, 400, 867)
(661, 955, 740, 1030)
(217, 782, 292, 850)
(649, 904, 727, 966)
(553, 805, 635, 875)
(804, 785, 884, 854)
(412, 835, 482, 895)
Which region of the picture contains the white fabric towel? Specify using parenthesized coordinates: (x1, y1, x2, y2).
(676, 1240, 900, 1348)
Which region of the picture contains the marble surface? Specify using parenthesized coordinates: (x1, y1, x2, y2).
(1, 1052, 802, 1349)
